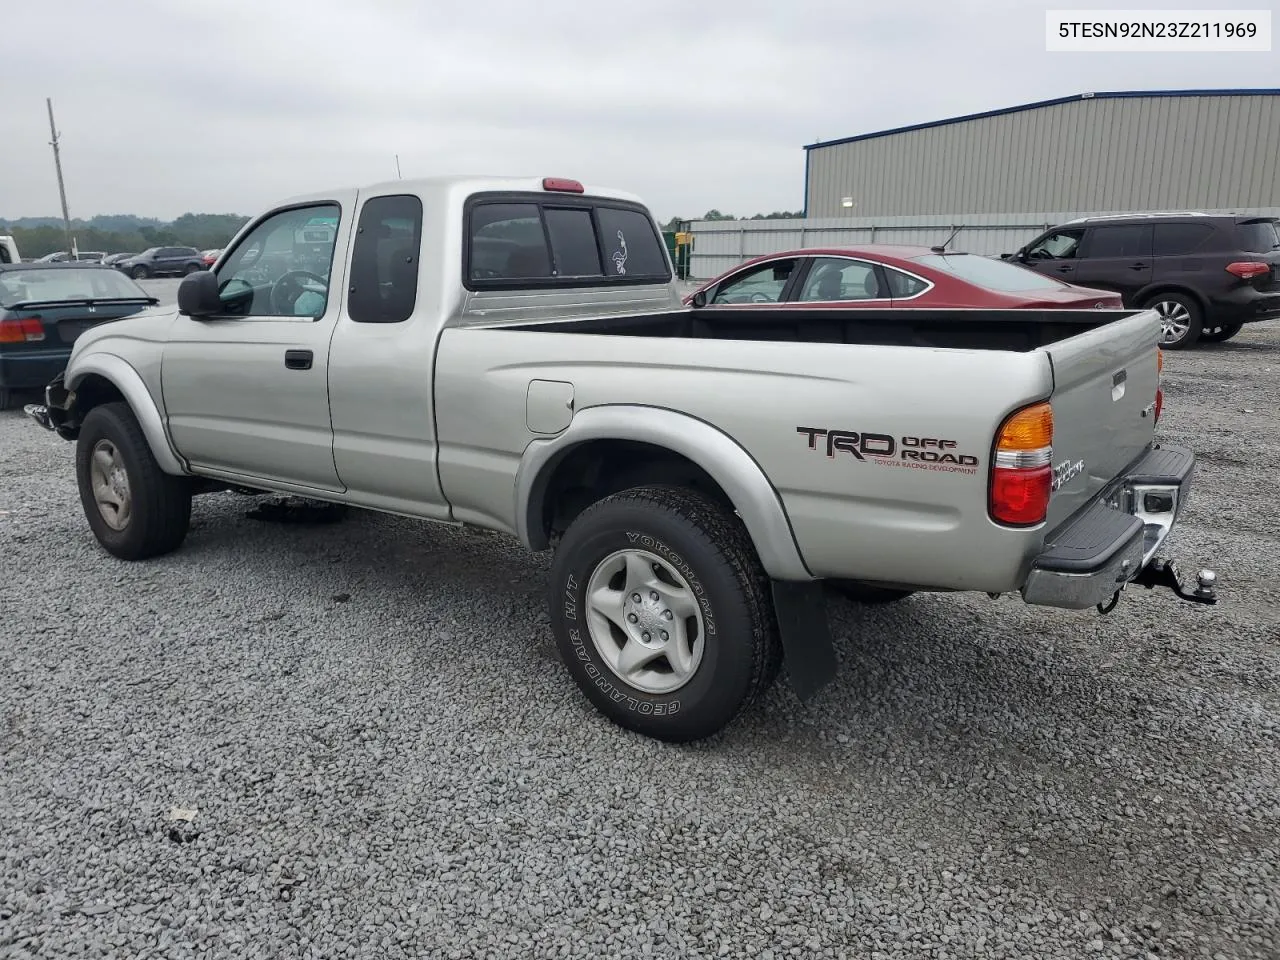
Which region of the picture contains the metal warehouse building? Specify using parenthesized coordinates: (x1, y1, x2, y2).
(686, 89, 1280, 280)
(803, 89, 1280, 218)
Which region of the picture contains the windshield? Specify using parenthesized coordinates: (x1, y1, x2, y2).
(0, 268, 152, 308)
(913, 253, 1067, 292)
(1238, 220, 1280, 253)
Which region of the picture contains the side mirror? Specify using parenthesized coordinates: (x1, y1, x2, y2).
(691, 290, 708, 308)
(177, 270, 222, 318)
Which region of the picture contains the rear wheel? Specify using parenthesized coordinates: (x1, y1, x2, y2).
(549, 485, 782, 742)
(1145, 292, 1202, 349)
(183, 262, 200, 275)
(1199, 321, 1243, 343)
(76, 402, 192, 560)
(0, 388, 13, 411)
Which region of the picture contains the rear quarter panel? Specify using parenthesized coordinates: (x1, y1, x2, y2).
(433, 327, 1059, 592)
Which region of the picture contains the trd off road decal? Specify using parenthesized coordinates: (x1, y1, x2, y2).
(797, 426, 980, 476)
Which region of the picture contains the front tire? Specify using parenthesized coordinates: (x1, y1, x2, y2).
(1199, 321, 1243, 343)
(131, 264, 150, 280)
(0, 388, 13, 411)
(76, 402, 192, 560)
(549, 485, 782, 742)
(1145, 292, 1203, 349)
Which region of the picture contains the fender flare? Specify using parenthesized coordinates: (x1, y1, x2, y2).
(68, 354, 189, 476)
(513, 404, 814, 581)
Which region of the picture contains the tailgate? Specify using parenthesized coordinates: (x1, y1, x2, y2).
(1040, 309, 1161, 529)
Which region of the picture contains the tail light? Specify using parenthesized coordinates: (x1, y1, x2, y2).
(1225, 261, 1270, 280)
(0, 316, 45, 343)
(989, 400, 1053, 526)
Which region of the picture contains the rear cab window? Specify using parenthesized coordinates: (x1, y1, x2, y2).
(464, 192, 670, 289)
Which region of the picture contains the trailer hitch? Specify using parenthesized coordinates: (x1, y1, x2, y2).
(1096, 558, 1217, 615)
(1134, 557, 1218, 604)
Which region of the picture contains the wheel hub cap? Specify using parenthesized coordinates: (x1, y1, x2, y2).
(1153, 300, 1191, 344)
(89, 439, 132, 531)
(584, 548, 705, 695)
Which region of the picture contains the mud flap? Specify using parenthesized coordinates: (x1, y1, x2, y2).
(770, 580, 837, 702)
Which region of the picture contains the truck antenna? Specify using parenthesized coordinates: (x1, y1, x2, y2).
(395, 154, 402, 180)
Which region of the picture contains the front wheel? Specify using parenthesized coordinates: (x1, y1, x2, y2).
(131, 264, 150, 280)
(0, 388, 13, 411)
(76, 402, 192, 560)
(1145, 293, 1203, 349)
(549, 485, 782, 742)
(1199, 321, 1243, 343)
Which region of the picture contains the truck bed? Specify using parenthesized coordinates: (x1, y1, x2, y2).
(499, 306, 1143, 353)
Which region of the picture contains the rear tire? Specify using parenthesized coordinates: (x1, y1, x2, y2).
(549, 485, 782, 742)
(827, 581, 915, 604)
(1144, 292, 1202, 349)
(1199, 321, 1243, 343)
(76, 402, 192, 560)
(0, 388, 13, 411)
(131, 264, 150, 280)
(183, 262, 200, 275)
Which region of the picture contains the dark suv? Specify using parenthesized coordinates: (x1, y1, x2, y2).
(115, 246, 206, 280)
(1006, 213, 1280, 348)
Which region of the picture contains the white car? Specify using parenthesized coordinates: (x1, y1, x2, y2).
(0, 235, 19, 265)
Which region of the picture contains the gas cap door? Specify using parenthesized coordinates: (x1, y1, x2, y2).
(526, 379, 575, 435)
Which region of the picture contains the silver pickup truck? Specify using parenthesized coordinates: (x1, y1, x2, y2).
(25, 175, 1218, 742)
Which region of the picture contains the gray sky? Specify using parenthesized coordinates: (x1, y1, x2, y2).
(4, 0, 1277, 223)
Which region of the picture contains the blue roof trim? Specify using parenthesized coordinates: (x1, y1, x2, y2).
(801, 150, 810, 218)
(804, 88, 1280, 151)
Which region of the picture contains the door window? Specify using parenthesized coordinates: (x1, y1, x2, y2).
(1152, 223, 1215, 256)
(215, 203, 341, 318)
(348, 195, 423, 324)
(797, 258, 884, 301)
(1026, 229, 1084, 260)
(1085, 224, 1152, 259)
(710, 259, 798, 304)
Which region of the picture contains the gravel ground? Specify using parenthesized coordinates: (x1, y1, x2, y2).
(1, 321, 1277, 959)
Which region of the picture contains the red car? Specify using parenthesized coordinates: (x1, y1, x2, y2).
(685, 246, 1124, 311)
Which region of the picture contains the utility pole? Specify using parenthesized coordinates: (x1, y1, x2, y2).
(46, 98, 74, 255)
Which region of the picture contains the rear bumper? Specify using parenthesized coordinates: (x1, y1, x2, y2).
(1021, 443, 1209, 609)
(0, 351, 71, 390)
(1208, 288, 1280, 325)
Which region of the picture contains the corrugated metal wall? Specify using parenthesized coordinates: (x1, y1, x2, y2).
(805, 94, 1280, 219)
(686, 208, 1280, 280)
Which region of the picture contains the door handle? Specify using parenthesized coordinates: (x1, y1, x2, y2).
(1128, 262, 1147, 270)
(284, 349, 313, 370)
(1057, 264, 1073, 272)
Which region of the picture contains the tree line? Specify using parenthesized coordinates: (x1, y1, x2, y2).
(0, 213, 250, 259)
(662, 210, 804, 231)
